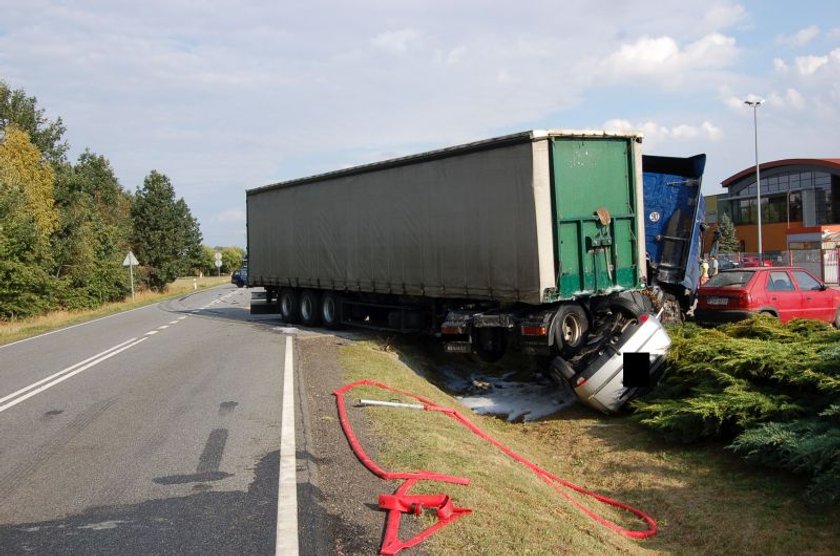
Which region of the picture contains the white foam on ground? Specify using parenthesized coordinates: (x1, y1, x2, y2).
(437, 366, 578, 422)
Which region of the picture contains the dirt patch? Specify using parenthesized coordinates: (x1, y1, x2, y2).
(295, 333, 397, 555)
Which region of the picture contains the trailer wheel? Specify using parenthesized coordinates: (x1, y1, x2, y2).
(320, 291, 343, 330)
(553, 304, 589, 357)
(279, 289, 301, 323)
(473, 328, 507, 363)
(300, 290, 322, 327)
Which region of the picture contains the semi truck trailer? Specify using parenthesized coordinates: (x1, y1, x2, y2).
(247, 129, 656, 364)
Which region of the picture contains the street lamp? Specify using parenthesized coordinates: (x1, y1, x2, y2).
(745, 97, 764, 263)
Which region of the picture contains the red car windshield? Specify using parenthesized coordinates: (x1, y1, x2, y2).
(706, 270, 756, 288)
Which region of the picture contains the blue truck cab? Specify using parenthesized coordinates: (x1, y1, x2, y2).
(642, 154, 707, 315)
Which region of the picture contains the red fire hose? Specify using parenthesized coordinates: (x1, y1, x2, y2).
(334, 379, 657, 555)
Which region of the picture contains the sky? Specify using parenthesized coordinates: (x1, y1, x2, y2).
(1, 1, 838, 248)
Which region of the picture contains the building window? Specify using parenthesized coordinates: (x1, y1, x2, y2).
(789, 191, 802, 222)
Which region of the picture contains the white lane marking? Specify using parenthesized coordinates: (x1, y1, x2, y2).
(0, 337, 147, 414)
(169, 320, 179, 325)
(0, 284, 232, 351)
(276, 335, 299, 555)
(145, 331, 158, 336)
(158, 325, 169, 330)
(0, 305, 154, 350)
(178, 316, 187, 320)
(0, 338, 138, 406)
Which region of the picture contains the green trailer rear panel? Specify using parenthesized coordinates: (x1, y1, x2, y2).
(552, 137, 641, 297)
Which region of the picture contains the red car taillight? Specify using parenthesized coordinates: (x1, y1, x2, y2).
(729, 290, 751, 309)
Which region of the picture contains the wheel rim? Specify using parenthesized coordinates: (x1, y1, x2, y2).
(561, 313, 583, 346)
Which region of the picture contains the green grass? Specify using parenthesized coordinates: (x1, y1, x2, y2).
(338, 339, 840, 555)
(0, 276, 230, 346)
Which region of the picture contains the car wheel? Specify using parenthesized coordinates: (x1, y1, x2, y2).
(279, 289, 300, 323)
(834, 307, 840, 329)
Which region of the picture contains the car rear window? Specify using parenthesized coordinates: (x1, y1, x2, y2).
(705, 270, 755, 288)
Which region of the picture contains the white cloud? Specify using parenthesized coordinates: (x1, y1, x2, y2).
(773, 57, 788, 71)
(777, 25, 820, 46)
(370, 29, 421, 54)
(435, 46, 466, 66)
(796, 54, 829, 75)
(598, 33, 738, 84)
(603, 119, 723, 144)
(701, 4, 748, 31)
(767, 88, 806, 110)
(701, 121, 724, 140)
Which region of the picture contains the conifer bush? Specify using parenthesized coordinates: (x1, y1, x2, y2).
(633, 314, 840, 503)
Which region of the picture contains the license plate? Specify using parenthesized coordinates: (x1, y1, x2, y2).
(707, 296, 729, 306)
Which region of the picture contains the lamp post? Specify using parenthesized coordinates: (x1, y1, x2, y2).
(745, 98, 764, 263)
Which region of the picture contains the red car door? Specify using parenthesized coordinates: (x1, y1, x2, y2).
(763, 270, 801, 322)
(792, 269, 835, 322)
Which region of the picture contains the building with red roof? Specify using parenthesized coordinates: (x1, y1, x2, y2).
(704, 159, 840, 280)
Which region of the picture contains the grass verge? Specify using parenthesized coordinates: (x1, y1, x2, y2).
(338, 338, 840, 555)
(0, 276, 230, 346)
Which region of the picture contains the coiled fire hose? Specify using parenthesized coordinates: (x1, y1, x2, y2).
(334, 379, 657, 554)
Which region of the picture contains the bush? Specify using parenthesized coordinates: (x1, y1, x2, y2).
(633, 315, 840, 503)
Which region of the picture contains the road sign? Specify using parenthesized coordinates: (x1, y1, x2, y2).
(122, 251, 139, 267)
(122, 251, 139, 302)
(214, 252, 222, 261)
(214, 259, 222, 268)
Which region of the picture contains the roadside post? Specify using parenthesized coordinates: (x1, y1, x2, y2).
(122, 250, 139, 302)
(214, 252, 222, 277)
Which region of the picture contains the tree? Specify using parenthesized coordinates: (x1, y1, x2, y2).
(0, 127, 59, 318)
(131, 171, 203, 291)
(52, 151, 133, 307)
(0, 80, 68, 164)
(714, 213, 740, 253)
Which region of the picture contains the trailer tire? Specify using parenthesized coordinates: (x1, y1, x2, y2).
(300, 290, 322, 327)
(279, 289, 301, 323)
(473, 328, 507, 363)
(553, 304, 589, 357)
(609, 296, 646, 319)
(320, 291, 343, 330)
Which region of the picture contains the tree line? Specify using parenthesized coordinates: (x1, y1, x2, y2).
(0, 79, 241, 320)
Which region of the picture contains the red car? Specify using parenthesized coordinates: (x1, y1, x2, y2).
(695, 267, 840, 326)
(740, 255, 774, 268)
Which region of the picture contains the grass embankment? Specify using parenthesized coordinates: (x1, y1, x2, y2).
(0, 276, 230, 346)
(338, 340, 840, 555)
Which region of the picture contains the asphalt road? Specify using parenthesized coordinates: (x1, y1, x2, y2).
(0, 286, 292, 555)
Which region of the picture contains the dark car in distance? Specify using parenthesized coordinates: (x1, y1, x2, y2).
(231, 268, 247, 288)
(694, 267, 840, 326)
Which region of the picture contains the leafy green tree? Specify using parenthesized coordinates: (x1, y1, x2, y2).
(221, 246, 245, 274)
(714, 213, 740, 253)
(131, 170, 203, 291)
(0, 127, 59, 318)
(52, 151, 133, 307)
(197, 245, 244, 276)
(0, 79, 68, 164)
